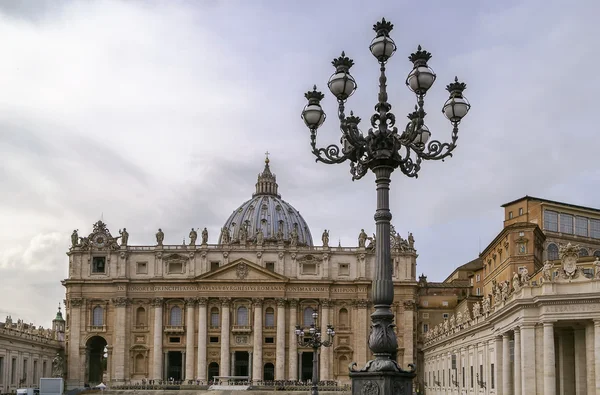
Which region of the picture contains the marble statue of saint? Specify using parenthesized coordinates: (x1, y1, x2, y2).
(256, 229, 264, 246)
(472, 302, 481, 319)
(276, 226, 284, 242)
(542, 260, 553, 282)
(221, 227, 231, 244)
(322, 229, 329, 247)
(367, 234, 376, 250)
(482, 295, 490, 314)
(449, 315, 456, 328)
(408, 232, 415, 249)
(512, 272, 521, 292)
(594, 257, 600, 279)
(239, 223, 248, 245)
(189, 228, 197, 246)
(201, 227, 208, 245)
(52, 353, 64, 378)
(71, 230, 79, 248)
(119, 228, 129, 246)
(156, 228, 164, 246)
(358, 229, 368, 248)
(290, 224, 299, 247)
(520, 267, 529, 285)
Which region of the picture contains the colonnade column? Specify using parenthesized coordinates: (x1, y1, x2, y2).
(513, 327, 521, 395)
(252, 298, 263, 383)
(494, 336, 503, 395)
(520, 324, 536, 394)
(197, 298, 208, 381)
(543, 322, 556, 395)
(184, 298, 196, 381)
(288, 300, 298, 380)
(574, 328, 587, 394)
(502, 333, 511, 395)
(152, 298, 164, 380)
(219, 298, 231, 377)
(320, 300, 331, 381)
(586, 322, 595, 395)
(112, 297, 128, 383)
(275, 299, 286, 380)
(594, 319, 600, 393)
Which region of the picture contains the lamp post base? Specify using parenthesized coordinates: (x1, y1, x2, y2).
(350, 369, 415, 395)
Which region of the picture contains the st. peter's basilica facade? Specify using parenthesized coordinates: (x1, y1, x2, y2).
(62, 158, 418, 388)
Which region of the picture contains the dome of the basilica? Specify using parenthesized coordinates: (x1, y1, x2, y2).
(219, 157, 313, 246)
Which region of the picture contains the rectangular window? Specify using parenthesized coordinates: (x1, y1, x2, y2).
(33, 360, 38, 384)
(443, 313, 449, 319)
(0, 357, 3, 384)
(168, 261, 183, 274)
(462, 367, 465, 387)
(23, 359, 28, 381)
(491, 363, 495, 389)
(443, 369, 445, 386)
(544, 210, 559, 232)
(519, 208, 523, 215)
(476, 274, 480, 282)
(210, 310, 220, 327)
(470, 366, 473, 388)
(508, 211, 513, 219)
(560, 213, 574, 234)
(591, 219, 600, 239)
(338, 263, 349, 276)
(302, 263, 317, 275)
(422, 301, 429, 307)
(92, 256, 106, 273)
(476, 287, 481, 296)
(11, 358, 16, 384)
(136, 262, 148, 274)
(210, 261, 220, 271)
(209, 336, 219, 343)
(422, 313, 429, 319)
(169, 337, 181, 343)
(423, 323, 429, 333)
(442, 301, 449, 306)
(266, 262, 275, 272)
(42, 361, 47, 378)
(479, 365, 483, 386)
(265, 337, 274, 344)
(575, 217, 588, 236)
(452, 354, 456, 370)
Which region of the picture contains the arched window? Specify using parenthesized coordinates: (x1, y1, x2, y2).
(263, 363, 275, 381)
(135, 354, 145, 373)
(547, 244, 559, 261)
(210, 307, 220, 328)
(579, 248, 589, 257)
(303, 307, 315, 326)
(136, 307, 146, 327)
(338, 356, 349, 376)
(237, 306, 248, 326)
(92, 306, 104, 326)
(265, 307, 275, 328)
(339, 308, 349, 328)
(170, 306, 182, 326)
(208, 362, 219, 382)
(594, 250, 600, 258)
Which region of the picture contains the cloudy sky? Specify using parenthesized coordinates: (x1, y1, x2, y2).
(1, 0, 599, 327)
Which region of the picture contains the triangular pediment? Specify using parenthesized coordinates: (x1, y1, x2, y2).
(196, 258, 288, 282)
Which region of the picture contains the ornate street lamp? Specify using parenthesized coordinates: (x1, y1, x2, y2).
(295, 310, 335, 395)
(301, 18, 470, 394)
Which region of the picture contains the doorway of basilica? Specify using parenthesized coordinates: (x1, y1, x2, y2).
(86, 336, 107, 385)
(301, 352, 314, 381)
(167, 351, 183, 381)
(234, 351, 250, 377)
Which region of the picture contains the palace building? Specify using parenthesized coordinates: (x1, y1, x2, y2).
(62, 158, 419, 389)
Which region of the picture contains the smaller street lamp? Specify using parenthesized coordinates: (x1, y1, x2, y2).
(295, 310, 335, 395)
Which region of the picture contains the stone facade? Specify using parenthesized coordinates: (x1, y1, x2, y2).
(62, 159, 419, 389)
(0, 310, 65, 393)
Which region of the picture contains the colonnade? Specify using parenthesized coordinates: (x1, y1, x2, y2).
(425, 319, 600, 395)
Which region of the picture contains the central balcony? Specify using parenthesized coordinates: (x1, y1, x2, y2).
(164, 325, 185, 334)
(231, 325, 252, 334)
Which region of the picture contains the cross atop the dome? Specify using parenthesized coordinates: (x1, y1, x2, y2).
(265, 150, 270, 163)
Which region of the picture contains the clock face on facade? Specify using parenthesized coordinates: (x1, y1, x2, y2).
(93, 234, 106, 248)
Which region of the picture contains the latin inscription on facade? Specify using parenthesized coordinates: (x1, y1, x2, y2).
(117, 284, 366, 293)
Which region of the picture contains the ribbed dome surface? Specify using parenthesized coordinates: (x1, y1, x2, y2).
(219, 158, 313, 246)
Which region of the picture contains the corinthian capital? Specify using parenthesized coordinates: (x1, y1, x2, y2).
(151, 298, 164, 307)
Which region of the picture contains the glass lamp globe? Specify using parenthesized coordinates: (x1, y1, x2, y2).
(370, 35, 396, 61)
(302, 102, 326, 129)
(407, 66, 436, 95)
(412, 125, 431, 146)
(443, 95, 470, 123)
(328, 71, 356, 101)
